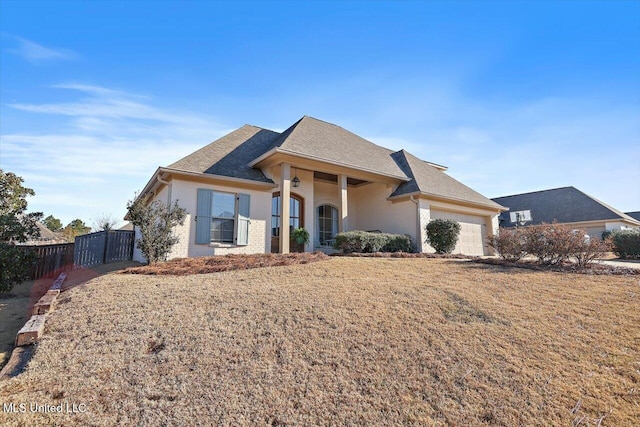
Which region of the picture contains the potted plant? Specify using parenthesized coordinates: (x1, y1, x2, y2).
(292, 227, 310, 245)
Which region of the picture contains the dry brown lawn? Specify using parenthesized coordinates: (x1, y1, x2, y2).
(0, 258, 638, 426)
(0, 278, 50, 368)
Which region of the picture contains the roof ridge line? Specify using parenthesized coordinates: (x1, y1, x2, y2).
(493, 186, 575, 199)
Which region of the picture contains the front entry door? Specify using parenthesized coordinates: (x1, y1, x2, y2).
(271, 192, 304, 253)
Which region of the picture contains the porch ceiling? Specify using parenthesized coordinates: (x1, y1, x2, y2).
(313, 171, 369, 187)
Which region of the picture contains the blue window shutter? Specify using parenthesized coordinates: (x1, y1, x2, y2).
(237, 193, 250, 246)
(195, 189, 212, 244)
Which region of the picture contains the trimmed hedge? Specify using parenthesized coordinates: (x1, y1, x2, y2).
(333, 231, 413, 253)
(609, 230, 640, 259)
(425, 219, 461, 254)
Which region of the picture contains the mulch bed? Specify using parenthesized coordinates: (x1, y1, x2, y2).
(331, 252, 474, 259)
(474, 257, 640, 276)
(119, 252, 330, 276)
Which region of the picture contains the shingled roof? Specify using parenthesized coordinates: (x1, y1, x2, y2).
(168, 125, 280, 182)
(390, 150, 504, 209)
(165, 115, 501, 209)
(268, 116, 407, 179)
(492, 187, 640, 226)
(625, 211, 640, 221)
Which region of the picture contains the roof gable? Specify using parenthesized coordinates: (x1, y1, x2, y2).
(492, 187, 640, 226)
(269, 116, 407, 179)
(390, 150, 504, 209)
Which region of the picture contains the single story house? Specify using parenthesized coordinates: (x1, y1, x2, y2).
(132, 116, 505, 262)
(17, 221, 67, 246)
(492, 186, 640, 238)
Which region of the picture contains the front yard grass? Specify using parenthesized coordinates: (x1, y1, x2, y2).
(0, 258, 637, 426)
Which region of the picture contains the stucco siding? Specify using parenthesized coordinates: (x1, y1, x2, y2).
(351, 183, 416, 238)
(151, 178, 271, 259)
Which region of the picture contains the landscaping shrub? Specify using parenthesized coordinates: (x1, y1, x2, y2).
(333, 231, 413, 253)
(488, 223, 610, 268)
(425, 219, 461, 254)
(573, 236, 613, 268)
(609, 230, 640, 259)
(382, 234, 413, 252)
(486, 228, 527, 262)
(521, 223, 585, 265)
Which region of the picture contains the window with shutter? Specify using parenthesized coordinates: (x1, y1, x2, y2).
(196, 189, 250, 246)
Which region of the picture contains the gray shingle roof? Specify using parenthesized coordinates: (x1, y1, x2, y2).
(166, 115, 500, 209)
(390, 150, 504, 209)
(492, 187, 640, 226)
(625, 211, 640, 221)
(270, 116, 407, 178)
(168, 125, 280, 182)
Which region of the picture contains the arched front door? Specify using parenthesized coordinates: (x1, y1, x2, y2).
(271, 192, 304, 253)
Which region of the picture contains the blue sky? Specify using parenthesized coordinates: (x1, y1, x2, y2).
(1, 0, 639, 227)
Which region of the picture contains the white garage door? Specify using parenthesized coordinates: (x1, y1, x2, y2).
(430, 210, 487, 256)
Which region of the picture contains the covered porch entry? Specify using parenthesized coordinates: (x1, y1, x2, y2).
(267, 162, 402, 254)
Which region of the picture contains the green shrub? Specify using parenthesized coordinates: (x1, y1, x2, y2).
(609, 230, 640, 259)
(425, 219, 461, 254)
(333, 231, 413, 253)
(382, 234, 413, 252)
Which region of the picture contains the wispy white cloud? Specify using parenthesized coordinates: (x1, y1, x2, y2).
(361, 88, 640, 211)
(3, 34, 77, 63)
(1, 84, 226, 224)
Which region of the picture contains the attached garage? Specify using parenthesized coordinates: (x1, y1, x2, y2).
(430, 210, 488, 256)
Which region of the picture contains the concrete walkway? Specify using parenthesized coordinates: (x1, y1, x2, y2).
(594, 259, 640, 269)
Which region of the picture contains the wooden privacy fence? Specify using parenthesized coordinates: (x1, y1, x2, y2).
(19, 243, 75, 280)
(74, 230, 135, 268)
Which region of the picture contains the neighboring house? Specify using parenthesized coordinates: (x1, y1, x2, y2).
(626, 211, 640, 222)
(18, 221, 68, 246)
(492, 186, 640, 238)
(132, 116, 505, 262)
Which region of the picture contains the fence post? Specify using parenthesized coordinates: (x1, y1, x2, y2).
(102, 231, 109, 264)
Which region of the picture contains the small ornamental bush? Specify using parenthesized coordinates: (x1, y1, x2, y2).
(487, 228, 527, 262)
(127, 193, 187, 264)
(488, 222, 612, 269)
(425, 219, 461, 254)
(521, 223, 583, 265)
(609, 230, 640, 259)
(383, 234, 413, 253)
(333, 231, 413, 253)
(573, 236, 613, 268)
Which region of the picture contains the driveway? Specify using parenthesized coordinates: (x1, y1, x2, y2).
(594, 259, 640, 269)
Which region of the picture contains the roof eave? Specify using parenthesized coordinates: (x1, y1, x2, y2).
(250, 148, 410, 182)
(159, 167, 277, 188)
(388, 191, 508, 212)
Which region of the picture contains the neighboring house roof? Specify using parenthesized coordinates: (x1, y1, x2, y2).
(17, 221, 68, 245)
(164, 115, 502, 210)
(626, 211, 640, 221)
(390, 150, 504, 209)
(492, 186, 640, 226)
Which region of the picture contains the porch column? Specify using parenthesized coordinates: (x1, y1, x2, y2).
(279, 163, 291, 254)
(339, 174, 348, 232)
